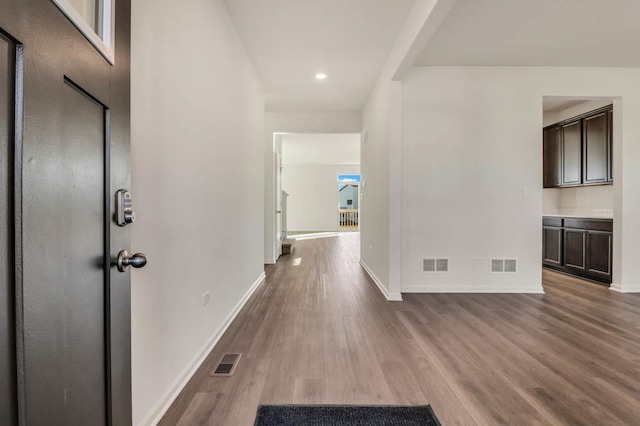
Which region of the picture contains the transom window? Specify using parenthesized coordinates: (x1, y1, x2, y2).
(337, 174, 361, 183)
(52, 0, 115, 64)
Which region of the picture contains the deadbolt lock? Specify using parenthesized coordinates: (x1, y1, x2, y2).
(116, 189, 136, 226)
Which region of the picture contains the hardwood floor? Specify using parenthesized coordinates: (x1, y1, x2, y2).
(160, 233, 640, 425)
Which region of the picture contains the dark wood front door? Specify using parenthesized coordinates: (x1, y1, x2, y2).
(1, 29, 18, 425)
(1, 0, 131, 424)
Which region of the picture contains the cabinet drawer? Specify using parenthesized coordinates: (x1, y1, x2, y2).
(543, 217, 563, 227)
(564, 218, 612, 232)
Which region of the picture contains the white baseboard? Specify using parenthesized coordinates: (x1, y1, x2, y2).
(610, 282, 623, 292)
(610, 282, 640, 293)
(264, 259, 277, 265)
(402, 284, 544, 294)
(360, 260, 403, 301)
(142, 272, 267, 426)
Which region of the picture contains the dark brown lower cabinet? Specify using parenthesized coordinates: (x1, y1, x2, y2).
(586, 231, 612, 278)
(542, 217, 612, 286)
(564, 229, 587, 271)
(542, 227, 562, 266)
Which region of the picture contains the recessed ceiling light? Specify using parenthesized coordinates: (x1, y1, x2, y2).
(315, 73, 327, 80)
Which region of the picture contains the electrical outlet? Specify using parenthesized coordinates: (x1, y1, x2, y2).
(369, 245, 373, 253)
(202, 291, 210, 307)
(522, 187, 530, 199)
(473, 257, 484, 265)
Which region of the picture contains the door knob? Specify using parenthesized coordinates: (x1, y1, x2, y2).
(116, 250, 148, 272)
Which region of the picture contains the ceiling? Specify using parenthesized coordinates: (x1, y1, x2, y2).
(416, 0, 640, 67)
(281, 134, 360, 165)
(223, 0, 416, 112)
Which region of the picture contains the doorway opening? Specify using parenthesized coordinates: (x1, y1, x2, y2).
(338, 174, 360, 232)
(274, 133, 360, 256)
(541, 96, 617, 291)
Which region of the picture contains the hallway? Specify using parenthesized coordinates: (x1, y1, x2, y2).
(161, 234, 640, 425)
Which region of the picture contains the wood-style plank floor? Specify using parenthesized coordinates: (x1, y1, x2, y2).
(160, 233, 640, 425)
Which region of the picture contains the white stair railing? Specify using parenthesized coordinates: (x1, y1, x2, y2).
(339, 209, 359, 230)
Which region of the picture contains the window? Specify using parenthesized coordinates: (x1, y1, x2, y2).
(337, 174, 361, 183)
(52, 0, 115, 64)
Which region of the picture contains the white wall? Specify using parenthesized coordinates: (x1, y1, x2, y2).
(543, 188, 562, 215)
(131, 0, 265, 424)
(281, 133, 360, 165)
(283, 165, 360, 231)
(356, 0, 450, 303)
(402, 66, 640, 293)
(280, 133, 360, 232)
(264, 113, 362, 263)
(547, 186, 614, 217)
(543, 99, 613, 127)
(360, 81, 403, 300)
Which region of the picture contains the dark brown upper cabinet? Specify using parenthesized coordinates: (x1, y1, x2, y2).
(561, 121, 582, 186)
(543, 127, 561, 188)
(543, 105, 613, 188)
(608, 109, 614, 182)
(583, 111, 608, 185)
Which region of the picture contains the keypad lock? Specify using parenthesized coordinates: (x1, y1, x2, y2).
(116, 189, 136, 226)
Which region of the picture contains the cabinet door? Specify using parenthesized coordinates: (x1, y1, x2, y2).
(543, 227, 562, 265)
(586, 231, 612, 279)
(583, 112, 608, 184)
(561, 121, 582, 186)
(543, 127, 561, 188)
(608, 109, 614, 182)
(564, 229, 587, 271)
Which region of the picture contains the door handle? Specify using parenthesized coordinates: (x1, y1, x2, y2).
(276, 210, 282, 213)
(116, 250, 148, 272)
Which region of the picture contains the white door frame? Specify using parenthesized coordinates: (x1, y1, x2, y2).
(275, 151, 283, 257)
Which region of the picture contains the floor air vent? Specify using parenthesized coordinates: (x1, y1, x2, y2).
(423, 258, 449, 272)
(211, 353, 242, 377)
(491, 259, 517, 273)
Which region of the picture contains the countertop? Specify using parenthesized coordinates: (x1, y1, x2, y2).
(543, 213, 613, 220)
